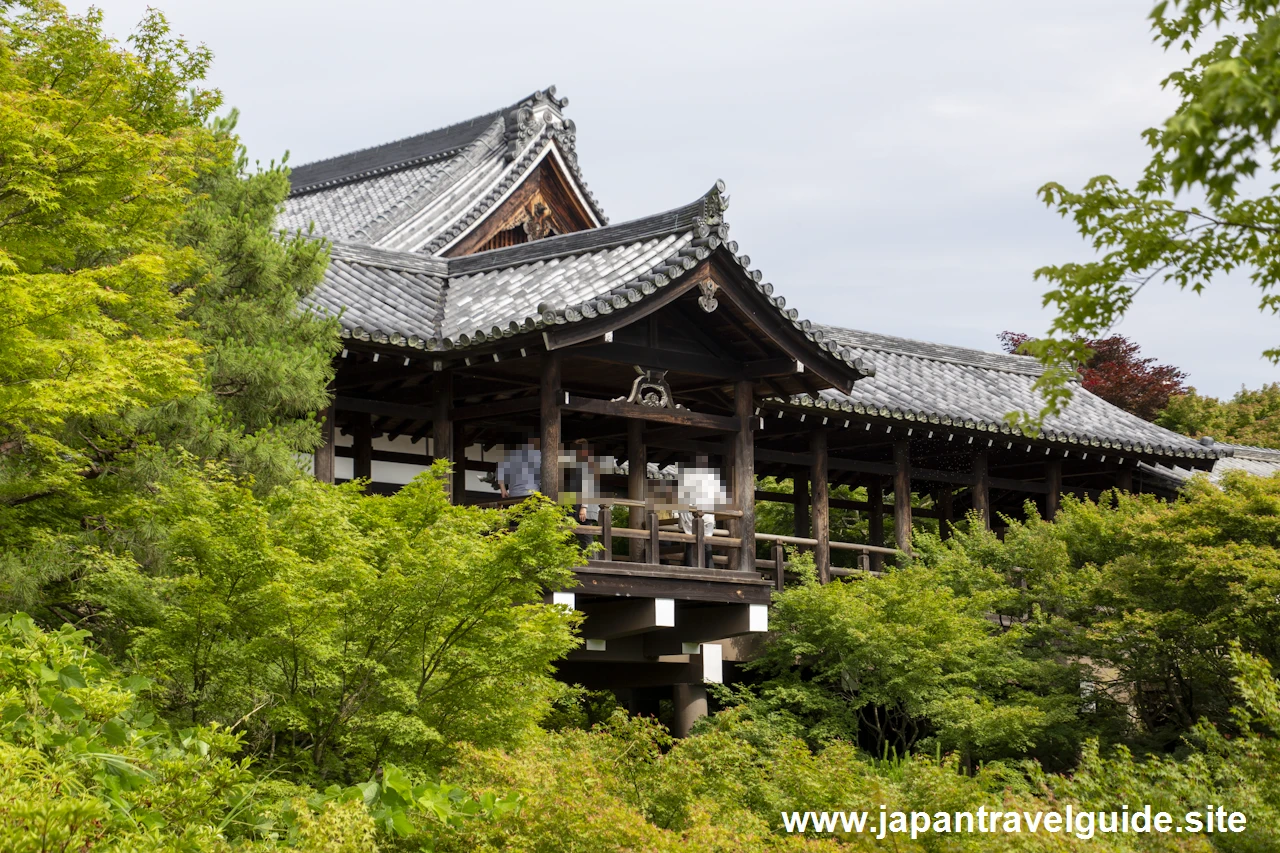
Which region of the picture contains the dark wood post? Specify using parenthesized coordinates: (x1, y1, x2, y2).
(1045, 459, 1063, 520)
(432, 372, 454, 502)
(627, 420, 646, 562)
(315, 406, 336, 484)
(1116, 466, 1134, 493)
(540, 352, 562, 502)
(351, 411, 373, 484)
(793, 468, 809, 540)
(937, 488, 953, 540)
(893, 439, 913, 556)
(694, 511, 706, 568)
(811, 430, 830, 584)
(732, 380, 756, 573)
(773, 541, 786, 591)
(868, 477, 885, 572)
(600, 508, 613, 562)
(648, 509, 661, 565)
(973, 451, 991, 529)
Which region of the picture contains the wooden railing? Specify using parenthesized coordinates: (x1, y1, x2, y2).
(471, 494, 897, 584)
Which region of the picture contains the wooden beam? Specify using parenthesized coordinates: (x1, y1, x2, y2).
(540, 353, 562, 502)
(315, 406, 336, 484)
(733, 379, 756, 572)
(812, 430, 831, 584)
(973, 451, 991, 530)
(451, 395, 540, 422)
(628, 420, 646, 563)
(351, 411, 373, 483)
(453, 423, 467, 502)
(579, 597, 676, 639)
(1045, 459, 1062, 520)
(334, 395, 433, 423)
(432, 372, 454, 503)
(893, 439, 912, 556)
(563, 394, 743, 432)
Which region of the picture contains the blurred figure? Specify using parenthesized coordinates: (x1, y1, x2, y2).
(676, 464, 726, 568)
(497, 437, 541, 499)
(568, 438, 602, 554)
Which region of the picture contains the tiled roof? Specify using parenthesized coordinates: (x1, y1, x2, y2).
(281, 87, 606, 255)
(1140, 442, 1277, 484)
(305, 244, 446, 348)
(308, 182, 871, 378)
(786, 327, 1220, 459)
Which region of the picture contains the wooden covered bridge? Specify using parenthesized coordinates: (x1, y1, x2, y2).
(283, 87, 1223, 731)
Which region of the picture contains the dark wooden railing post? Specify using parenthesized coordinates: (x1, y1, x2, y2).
(893, 439, 913, 557)
(1045, 459, 1063, 520)
(600, 504, 612, 561)
(540, 352, 561, 502)
(773, 541, 786, 590)
(647, 509, 661, 565)
(811, 430, 830, 584)
(868, 477, 885, 572)
(973, 451, 991, 529)
(315, 406, 336, 484)
(733, 380, 756, 572)
(432, 371, 454, 503)
(694, 510, 706, 568)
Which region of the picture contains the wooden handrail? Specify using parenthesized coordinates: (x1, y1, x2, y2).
(754, 531, 899, 556)
(573, 525, 742, 548)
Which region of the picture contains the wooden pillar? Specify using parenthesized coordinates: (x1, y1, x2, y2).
(973, 451, 991, 530)
(937, 488, 953, 540)
(432, 372, 454, 503)
(793, 468, 809, 540)
(893, 440, 912, 556)
(540, 352, 562, 502)
(732, 380, 756, 573)
(811, 430, 830, 584)
(868, 477, 885, 572)
(1116, 466, 1133, 493)
(627, 420, 646, 562)
(1045, 459, 1063, 520)
(673, 683, 708, 738)
(315, 406, 336, 484)
(351, 411, 373, 484)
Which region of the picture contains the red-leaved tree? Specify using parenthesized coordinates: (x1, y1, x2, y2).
(999, 332, 1187, 422)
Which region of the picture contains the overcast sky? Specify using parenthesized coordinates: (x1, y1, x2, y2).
(85, 0, 1278, 398)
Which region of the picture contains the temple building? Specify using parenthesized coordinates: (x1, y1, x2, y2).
(283, 87, 1224, 732)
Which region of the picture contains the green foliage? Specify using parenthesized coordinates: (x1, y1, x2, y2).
(158, 109, 338, 490)
(73, 463, 584, 780)
(748, 562, 1079, 763)
(0, 1, 219, 502)
(1158, 383, 1280, 447)
(1020, 0, 1280, 424)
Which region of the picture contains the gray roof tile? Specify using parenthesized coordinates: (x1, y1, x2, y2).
(789, 326, 1219, 459)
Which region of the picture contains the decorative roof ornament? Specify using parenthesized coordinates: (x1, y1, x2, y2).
(703, 179, 730, 226)
(698, 280, 719, 313)
(621, 366, 682, 409)
(503, 106, 541, 162)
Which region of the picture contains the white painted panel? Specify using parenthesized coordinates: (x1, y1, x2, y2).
(552, 592, 576, 610)
(335, 457, 353, 480)
(749, 604, 769, 633)
(654, 598, 675, 628)
(584, 638, 607, 652)
(701, 643, 723, 684)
